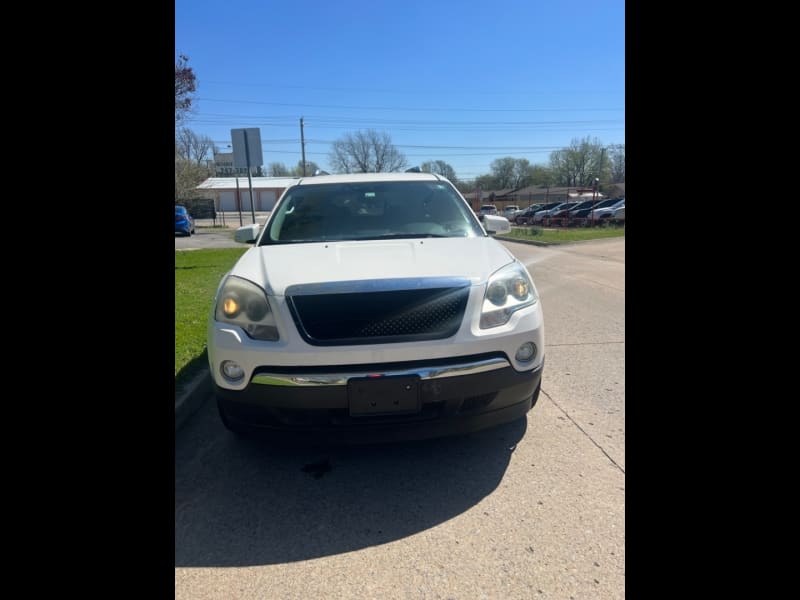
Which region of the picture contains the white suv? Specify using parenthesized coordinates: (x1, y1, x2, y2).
(208, 172, 545, 442)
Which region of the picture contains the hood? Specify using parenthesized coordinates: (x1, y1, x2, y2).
(231, 237, 515, 295)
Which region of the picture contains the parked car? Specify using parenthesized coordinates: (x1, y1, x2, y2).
(513, 205, 545, 225)
(591, 198, 625, 221)
(533, 202, 578, 223)
(175, 205, 195, 236)
(571, 197, 620, 220)
(479, 204, 498, 215)
(611, 205, 625, 223)
(502, 205, 520, 218)
(548, 201, 584, 220)
(208, 172, 545, 442)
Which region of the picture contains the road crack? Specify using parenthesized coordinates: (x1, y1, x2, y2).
(541, 388, 625, 475)
(547, 341, 624, 347)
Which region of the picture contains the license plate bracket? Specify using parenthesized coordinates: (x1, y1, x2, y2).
(348, 375, 421, 416)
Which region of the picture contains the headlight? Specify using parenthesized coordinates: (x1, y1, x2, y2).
(214, 275, 279, 341)
(480, 262, 537, 329)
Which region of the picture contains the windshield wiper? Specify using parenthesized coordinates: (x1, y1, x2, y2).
(355, 233, 449, 240)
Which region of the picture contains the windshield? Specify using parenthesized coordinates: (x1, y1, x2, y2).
(261, 180, 485, 244)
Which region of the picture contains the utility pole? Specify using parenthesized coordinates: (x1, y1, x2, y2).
(300, 117, 307, 176)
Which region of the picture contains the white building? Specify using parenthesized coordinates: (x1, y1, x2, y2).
(195, 177, 299, 212)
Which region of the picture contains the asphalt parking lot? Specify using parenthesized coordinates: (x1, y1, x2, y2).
(175, 212, 269, 250)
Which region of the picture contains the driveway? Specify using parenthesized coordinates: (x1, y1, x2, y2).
(175, 237, 625, 599)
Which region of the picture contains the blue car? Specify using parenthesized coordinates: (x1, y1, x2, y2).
(175, 205, 195, 236)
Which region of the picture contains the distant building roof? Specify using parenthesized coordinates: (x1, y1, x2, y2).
(196, 177, 300, 190)
(462, 188, 519, 201)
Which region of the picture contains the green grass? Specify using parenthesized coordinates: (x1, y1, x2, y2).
(175, 248, 248, 387)
(502, 225, 625, 244)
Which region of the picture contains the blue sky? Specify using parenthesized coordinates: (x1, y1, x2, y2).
(175, 0, 624, 182)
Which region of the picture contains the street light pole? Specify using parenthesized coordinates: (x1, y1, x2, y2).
(591, 177, 599, 227)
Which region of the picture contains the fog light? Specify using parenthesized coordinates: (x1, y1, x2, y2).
(515, 342, 536, 362)
(221, 360, 244, 382)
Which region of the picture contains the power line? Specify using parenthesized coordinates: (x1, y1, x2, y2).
(202, 80, 622, 96)
(214, 139, 573, 151)
(192, 111, 623, 126)
(197, 97, 624, 113)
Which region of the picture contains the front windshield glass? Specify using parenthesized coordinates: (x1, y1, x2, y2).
(261, 180, 485, 244)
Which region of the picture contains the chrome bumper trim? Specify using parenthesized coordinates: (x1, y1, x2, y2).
(251, 356, 511, 387)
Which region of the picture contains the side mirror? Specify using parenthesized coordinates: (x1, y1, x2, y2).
(480, 214, 511, 235)
(234, 223, 260, 244)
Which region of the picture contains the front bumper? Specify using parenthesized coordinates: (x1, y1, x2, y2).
(215, 354, 543, 442)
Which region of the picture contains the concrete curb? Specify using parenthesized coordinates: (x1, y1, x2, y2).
(494, 235, 554, 247)
(495, 234, 625, 247)
(175, 369, 212, 431)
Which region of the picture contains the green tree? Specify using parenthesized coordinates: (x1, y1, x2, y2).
(549, 137, 609, 187)
(291, 160, 320, 176)
(474, 174, 498, 195)
(529, 165, 555, 187)
(489, 157, 517, 189)
(486, 157, 537, 189)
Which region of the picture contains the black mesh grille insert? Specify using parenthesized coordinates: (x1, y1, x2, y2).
(288, 286, 470, 345)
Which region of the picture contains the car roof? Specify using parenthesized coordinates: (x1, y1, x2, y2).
(293, 172, 442, 186)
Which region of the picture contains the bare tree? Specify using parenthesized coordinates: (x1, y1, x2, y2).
(329, 130, 407, 173)
(421, 160, 458, 182)
(267, 162, 291, 176)
(175, 128, 216, 165)
(175, 159, 211, 202)
(608, 144, 625, 183)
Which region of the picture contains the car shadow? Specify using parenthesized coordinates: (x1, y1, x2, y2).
(175, 401, 526, 567)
